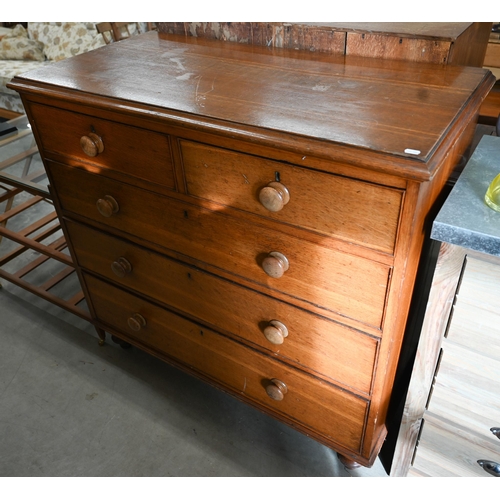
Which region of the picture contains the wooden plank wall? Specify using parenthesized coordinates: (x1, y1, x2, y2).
(156, 22, 492, 66)
(156, 22, 347, 54)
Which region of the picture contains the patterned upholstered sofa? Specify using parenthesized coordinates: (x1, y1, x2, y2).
(0, 23, 114, 116)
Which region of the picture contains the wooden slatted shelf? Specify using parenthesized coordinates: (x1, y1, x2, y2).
(0, 119, 92, 323)
(0, 185, 92, 322)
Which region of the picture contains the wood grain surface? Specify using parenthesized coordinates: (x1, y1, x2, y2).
(66, 219, 379, 395)
(11, 32, 492, 167)
(181, 140, 403, 254)
(395, 247, 500, 476)
(49, 160, 391, 329)
(86, 272, 369, 454)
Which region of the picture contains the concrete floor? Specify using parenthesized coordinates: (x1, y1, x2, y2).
(0, 286, 389, 477)
(0, 130, 388, 477)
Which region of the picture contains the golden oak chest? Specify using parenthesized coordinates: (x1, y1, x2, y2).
(9, 31, 494, 468)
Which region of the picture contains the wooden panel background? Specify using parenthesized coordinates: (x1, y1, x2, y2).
(156, 22, 347, 54)
(157, 22, 492, 66)
(345, 33, 451, 64)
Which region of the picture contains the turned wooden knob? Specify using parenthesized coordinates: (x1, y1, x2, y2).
(266, 379, 288, 401)
(262, 251, 289, 278)
(111, 257, 132, 278)
(263, 320, 288, 345)
(259, 181, 290, 212)
(80, 132, 104, 157)
(127, 313, 146, 332)
(96, 195, 119, 217)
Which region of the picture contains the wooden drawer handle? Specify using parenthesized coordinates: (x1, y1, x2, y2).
(259, 181, 290, 212)
(263, 320, 288, 345)
(127, 313, 146, 332)
(265, 378, 288, 401)
(96, 195, 119, 217)
(262, 251, 289, 278)
(111, 257, 132, 278)
(80, 132, 104, 157)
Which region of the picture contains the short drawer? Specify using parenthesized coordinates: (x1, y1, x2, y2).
(67, 220, 379, 395)
(181, 140, 404, 254)
(29, 102, 176, 189)
(85, 273, 369, 453)
(50, 161, 391, 329)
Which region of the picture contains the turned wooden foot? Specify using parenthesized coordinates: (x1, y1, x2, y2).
(337, 452, 361, 469)
(96, 327, 106, 346)
(111, 335, 132, 349)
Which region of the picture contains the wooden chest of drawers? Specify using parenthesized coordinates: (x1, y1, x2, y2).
(9, 32, 494, 468)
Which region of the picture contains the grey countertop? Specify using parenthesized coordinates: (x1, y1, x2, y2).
(432, 134, 500, 257)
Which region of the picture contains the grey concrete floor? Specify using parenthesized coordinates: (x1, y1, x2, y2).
(0, 124, 389, 477)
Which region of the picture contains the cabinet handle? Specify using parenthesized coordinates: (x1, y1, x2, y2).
(477, 460, 500, 477)
(111, 257, 132, 278)
(262, 251, 289, 278)
(96, 195, 119, 217)
(265, 378, 288, 401)
(259, 181, 290, 212)
(263, 320, 288, 345)
(491, 428, 500, 440)
(80, 132, 104, 157)
(127, 313, 146, 332)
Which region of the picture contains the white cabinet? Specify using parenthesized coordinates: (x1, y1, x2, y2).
(391, 135, 500, 477)
(410, 248, 500, 476)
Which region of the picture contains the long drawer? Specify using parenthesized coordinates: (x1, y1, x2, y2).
(68, 220, 379, 395)
(84, 272, 369, 453)
(181, 140, 404, 255)
(49, 161, 391, 329)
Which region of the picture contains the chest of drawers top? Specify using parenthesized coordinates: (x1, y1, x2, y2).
(9, 31, 492, 180)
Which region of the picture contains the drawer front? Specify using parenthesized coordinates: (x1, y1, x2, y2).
(51, 161, 391, 329)
(411, 413, 500, 477)
(447, 256, 500, 360)
(29, 102, 176, 189)
(429, 341, 500, 437)
(85, 273, 369, 453)
(67, 220, 379, 394)
(181, 140, 403, 254)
